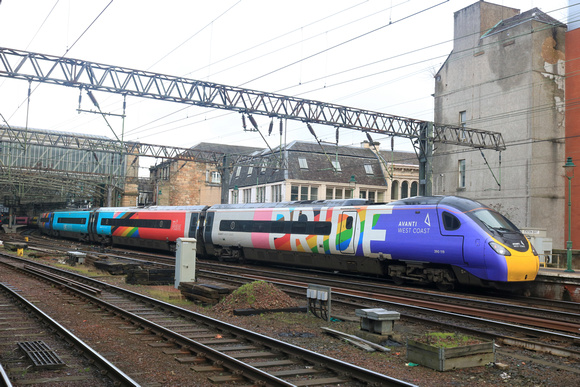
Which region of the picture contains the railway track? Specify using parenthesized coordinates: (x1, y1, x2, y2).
(0, 281, 138, 386)
(194, 265, 580, 360)
(197, 262, 580, 326)
(13, 234, 580, 331)
(0, 252, 415, 386)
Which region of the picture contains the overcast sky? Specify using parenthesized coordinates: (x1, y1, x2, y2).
(0, 0, 572, 174)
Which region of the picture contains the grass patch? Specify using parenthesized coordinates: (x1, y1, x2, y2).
(416, 332, 483, 348)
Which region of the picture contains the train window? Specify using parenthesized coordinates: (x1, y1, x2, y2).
(442, 212, 461, 231)
(271, 221, 284, 233)
(314, 222, 332, 235)
(57, 217, 87, 225)
(218, 219, 331, 235)
(345, 216, 353, 230)
(291, 222, 307, 234)
(101, 218, 171, 229)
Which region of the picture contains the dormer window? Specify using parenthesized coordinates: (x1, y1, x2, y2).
(298, 158, 308, 169)
(331, 160, 341, 172)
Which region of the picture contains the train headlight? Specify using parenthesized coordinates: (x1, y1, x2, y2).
(489, 241, 511, 256)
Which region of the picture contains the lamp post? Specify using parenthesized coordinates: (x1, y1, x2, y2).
(349, 175, 356, 199)
(563, 157, 575, 273)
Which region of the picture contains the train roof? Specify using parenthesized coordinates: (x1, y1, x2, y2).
(391, 196, 493, 212)
(210, 199, 369, 210)
(98, 205, 209, 212)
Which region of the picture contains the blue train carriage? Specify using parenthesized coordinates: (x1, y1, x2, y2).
(49, 210, 92, 241)
(93, 205, 207, 251)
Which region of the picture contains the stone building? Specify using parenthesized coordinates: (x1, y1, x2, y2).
(228, 140, 419, 204)
(433, 1, 567, 247)
(149, 142, 261, 206)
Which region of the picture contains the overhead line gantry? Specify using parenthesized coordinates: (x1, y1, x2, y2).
(0, 46, 506, 200)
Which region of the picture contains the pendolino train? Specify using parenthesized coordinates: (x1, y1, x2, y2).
(38, 196, 539, 290)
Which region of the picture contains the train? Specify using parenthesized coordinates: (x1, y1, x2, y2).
(37, 196, 540, 291)
(0, 215, 34, 227)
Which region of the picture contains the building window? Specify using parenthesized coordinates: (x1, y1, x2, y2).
(364, 164, 373, 175)
(243, 188, 252, 203)
(359, 190, 367, 199)
(256, 186, 266, 202)
(368, 191, 375, 202)
(377, 191, 384, 202)
(300, 186, 308, 200)
(411, 181, 418, 197)
(298, 158, 308, 169)
(391, 180, 399, 200)
(236, 166, 241, 177)
(207, 171, 221, 184)
(310, 187, 318, 200)
(271, 184, 282, 202)
(326, 187, 346, 200)
(232, 189, 239, 204)
(401, 181, 409, 199)
(326, 188, 333, 200)
(291, 186, 299, 201)
(458, 159, 466, 188)
(331, 160, 341, 172)
(247, 166, 253, 176)
(292, 184, 319, 201)
(460, 110, 467, 141)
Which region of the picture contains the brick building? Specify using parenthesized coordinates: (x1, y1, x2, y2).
(149, 142, 261, 206)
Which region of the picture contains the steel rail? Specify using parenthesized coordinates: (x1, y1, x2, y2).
(0, 281, 140, 387)
(1, 253, 416, 387)
(0, 362, 13, 387)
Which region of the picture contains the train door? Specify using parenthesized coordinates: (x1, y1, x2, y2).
(437, 209, 467, 265)
(188, 213, 199, 239)
(203, 211, 214, 245)
(338, 211, 358, 254)
(88, 211, 97, 242)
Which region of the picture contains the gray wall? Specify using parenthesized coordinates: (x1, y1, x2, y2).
(433, 2, 566, 247)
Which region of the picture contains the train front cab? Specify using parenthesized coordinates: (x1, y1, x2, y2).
(436, 198, 539, 288)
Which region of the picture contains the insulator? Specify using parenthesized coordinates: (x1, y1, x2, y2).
(366, 132, 373, 144)
(268, 119, 273, 136)
(307, 123, 316, 139)
(248, 114, 258, 130)
(242, 115, 247, 130)
(336, 127, 339, 144)
(279, 119, 283, 136)
(87, 90, 99, 108)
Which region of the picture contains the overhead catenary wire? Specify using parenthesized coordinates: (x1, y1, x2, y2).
(122, 4, 577, 147)
(2, 1, 576, 159)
